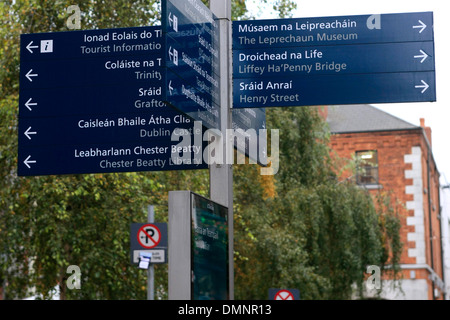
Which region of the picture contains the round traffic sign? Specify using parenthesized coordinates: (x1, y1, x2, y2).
(274, 289, 295, 300)
(137, 224, 161, 249)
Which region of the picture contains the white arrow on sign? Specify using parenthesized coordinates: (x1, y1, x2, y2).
(168, 80, 174, 95)
(25, 69, 38, 82)
(26, 41, 39, 53)
(168, 47, 178, 65)
(24, 155, 37, 169)
(413, 20, 427, 34)
(25, 97, 37, 111)
(415, 80, 429, 93)
(414, 50, 428, 63)
(168, 12, 173, 27)
(168, 12, 178, 32)
(24, 126, 37, 140)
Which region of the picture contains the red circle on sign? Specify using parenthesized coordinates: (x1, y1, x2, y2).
(137, 224, 161, 249)
(274, 290, 295, 300)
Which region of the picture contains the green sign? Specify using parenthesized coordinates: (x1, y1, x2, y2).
(191, 192, 228, 300)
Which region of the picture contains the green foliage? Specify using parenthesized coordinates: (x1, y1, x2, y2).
(0, 0, 206, 300)
(0, 89, 208, 299)
(234, 107, 402, 300)
(244, 0, 297, 19)
(270, 0, 297, 19)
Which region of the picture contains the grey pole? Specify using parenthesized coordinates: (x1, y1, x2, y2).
(168, 191, 192, 299)
(147, 205, 155, 300)
(209, 0, 234, 300)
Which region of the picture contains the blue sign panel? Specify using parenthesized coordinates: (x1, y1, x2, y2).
(234, 41, 435, 77)
(19, 139, 207, 176)
(162, 0, 266, 164)
(19, 55, 163, 89)
(233, 12, 434, 49)
(232, 12, 436, 108)
(18, 112, 195, 147)
(234, 72, 436, 108)
(20, 27, 163, 61)
(18, 26, 208, 176)
(165, 0, 219, 43)
(162, 0, 221, 130)
(19, 84, 167, 118)
(165, 34, 219, 105)
(164, 69, 220, 130)
(231, 107, 266, 165)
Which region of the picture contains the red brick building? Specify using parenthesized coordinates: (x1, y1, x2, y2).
(326, 104, 445, 300)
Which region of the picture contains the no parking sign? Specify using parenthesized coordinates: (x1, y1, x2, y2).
(130, 223, 168, 264)
(268, 288, 300, 300)
(137, 224, 162, 249)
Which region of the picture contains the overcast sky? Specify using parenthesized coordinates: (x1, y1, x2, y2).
(247, 0, 450, 185)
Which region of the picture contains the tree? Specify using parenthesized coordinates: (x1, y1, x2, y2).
(233, 107, 402, 299)
(0, 0, 187, 300)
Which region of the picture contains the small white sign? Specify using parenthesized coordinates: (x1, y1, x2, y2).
(173, 15, 178, 32)
(40, 40, 53, 53)
(133, 250, 166, 264)
(138, 252, 152, 269)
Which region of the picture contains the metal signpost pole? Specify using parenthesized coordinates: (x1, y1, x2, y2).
(147, 205, 155, 300)
(209, 0, 234, 300)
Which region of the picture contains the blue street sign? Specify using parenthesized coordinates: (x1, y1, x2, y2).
(18, 26, 208, 176)
(164, 69, 220, 130)
(231, 108, 266, 165)
(234, 71, 436, 108)
(19, 84, 167, 118)
(19, 55, 163, 89)
(18, 139, 207, 176)
(20, 27, 163, 61)
(233, 12, 434, 49)
(162, 0, 266, 164)
(165, 0, 219, 41)
(165, 34, 220, 106)
(162, 0, 221, 130)
(164, 0, 219, 54)
(19, 24, 261, 176)
(232, 12, 436, 108)
(233, 41, 435, 78)
(18, 111, 195, 147)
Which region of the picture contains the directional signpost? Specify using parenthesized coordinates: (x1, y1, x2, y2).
(18, 26, 208, 176)
(18, 6, 438, 302)
(18, 24, 263, 176)
(164, 0, 237, 300)
(232, 12, 436, 108)
(162, 0, 221, 130)
(162, 0, 267, 163)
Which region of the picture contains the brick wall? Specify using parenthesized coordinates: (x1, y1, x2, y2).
(329, 128, 444, 299)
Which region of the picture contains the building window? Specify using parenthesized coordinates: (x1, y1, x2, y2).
(356, 150, 379, 185)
